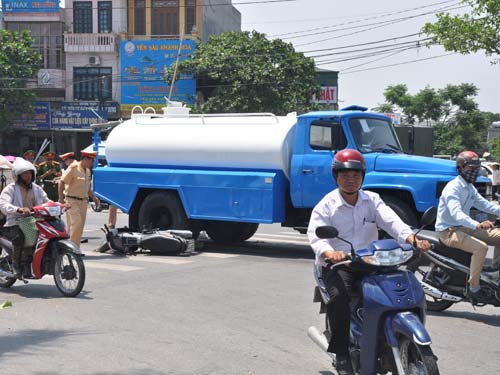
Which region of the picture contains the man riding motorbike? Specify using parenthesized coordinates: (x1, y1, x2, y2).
(307, 149, 430, 375)
(435, 150, 500, 301)
(0, 158, 50, 277)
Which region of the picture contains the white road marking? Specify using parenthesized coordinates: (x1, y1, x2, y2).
(84, 261, 143, 272)
(198, 252, 239, 259)
(251, 235, 310, 246)
(127, 256, 192, 265)
(252, 233, 309, 242)
(278, 231, 307, 237)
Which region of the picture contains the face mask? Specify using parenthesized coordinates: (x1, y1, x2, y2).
(460, 168, 480, 183)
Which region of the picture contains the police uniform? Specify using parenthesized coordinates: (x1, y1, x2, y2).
(37, 152, 62, 201)
(60, 151, 96, 247)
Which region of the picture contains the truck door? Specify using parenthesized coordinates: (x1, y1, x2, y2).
(300, 120, 347, 207)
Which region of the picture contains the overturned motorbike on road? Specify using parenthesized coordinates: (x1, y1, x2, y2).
(96, 225, 196, 256)
(0, 202, 85, 297)
(308, 208, 440, 375)
(407, 215, 500, 311)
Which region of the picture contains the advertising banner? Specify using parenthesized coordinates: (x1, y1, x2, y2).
(312, 86, 338, 104)
(13, 102, 51, 129)
(51, 110, 107, 129)
(120, 39, 196, 113)
(2, 0, 59, 13)
(61, 102, 119, 116)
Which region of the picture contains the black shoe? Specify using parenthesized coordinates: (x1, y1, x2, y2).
(335, 355, 354, 375)
(466, 287, 487, 302)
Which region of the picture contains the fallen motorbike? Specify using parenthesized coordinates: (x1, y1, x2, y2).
(308, 208, 439, 375)
(407, 213, 500, 311)
(0, 201, 85, 297)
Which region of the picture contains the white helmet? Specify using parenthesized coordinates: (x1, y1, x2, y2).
(12, 157, 37, 181)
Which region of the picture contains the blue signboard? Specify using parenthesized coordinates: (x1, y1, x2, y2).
(61, 101, 119, 115)
(120, 40, 196, 112)
(14, 102, 51, 129)
(51, 110, 107, 129)
(2, 0, 59, 13)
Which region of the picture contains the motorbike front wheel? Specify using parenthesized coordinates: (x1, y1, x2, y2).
(53, 249, 85, 297)
(399, 337, 439, 375)
(406, 257, 455, 312)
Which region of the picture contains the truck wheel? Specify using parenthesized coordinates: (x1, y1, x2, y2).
(138, 192, 188, 231)
(206, 221, 259, 243)
(381, 195, 418, 228)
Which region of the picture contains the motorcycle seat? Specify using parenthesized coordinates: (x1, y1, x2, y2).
(417, 230, 499, 272)
(417, 230, 472, 267)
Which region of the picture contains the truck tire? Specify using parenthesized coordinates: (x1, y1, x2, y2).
(206, 221, 259, 243)
(138, 191, 188, 231)
(381, 195, 418, 228)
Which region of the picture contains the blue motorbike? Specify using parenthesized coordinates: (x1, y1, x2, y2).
(308, 208, 439, 375)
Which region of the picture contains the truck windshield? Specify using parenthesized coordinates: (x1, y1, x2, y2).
(349, 118, 403, 154)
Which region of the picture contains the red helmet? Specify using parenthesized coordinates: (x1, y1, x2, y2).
(332, 149, 366, 180)
(456, 151, 480, 169)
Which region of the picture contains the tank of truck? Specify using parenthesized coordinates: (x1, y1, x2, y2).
(105, 113, 298, 178)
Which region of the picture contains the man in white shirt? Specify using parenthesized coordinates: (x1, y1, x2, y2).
(307, 149, 430, 375)
(0, 158, 50, 276)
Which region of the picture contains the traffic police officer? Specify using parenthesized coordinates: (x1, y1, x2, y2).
(22, 150, 37, 166)
(37, 151, 62, 201)
(58, 151, 100, 247)
(59, 152, 76, 170)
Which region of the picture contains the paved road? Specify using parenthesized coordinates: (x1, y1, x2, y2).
(0, 209, 499, 374)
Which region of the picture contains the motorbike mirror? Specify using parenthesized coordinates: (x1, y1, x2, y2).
(421, 207, 437, 227)
(315, 226, 339, 239)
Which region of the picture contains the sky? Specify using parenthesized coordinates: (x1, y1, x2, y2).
(233, 0, 499, 113)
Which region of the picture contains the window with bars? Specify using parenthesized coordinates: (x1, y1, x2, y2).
(74, 2, 93, 33)
(185, 0, 196, 34)
(98, 1, 112, 33)
(6, 22, 64, 69)
(135, 0, 146, 35)
(74, 67, 112, 101)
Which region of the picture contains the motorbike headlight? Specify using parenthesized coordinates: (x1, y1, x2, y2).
(362, 248, 413, 266)
(45, 206, 61, 217)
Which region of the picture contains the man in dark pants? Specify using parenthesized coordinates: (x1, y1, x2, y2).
(307, 149, 430, 375)
(0, 158, 49, 277)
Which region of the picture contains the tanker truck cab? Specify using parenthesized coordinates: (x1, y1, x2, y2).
(93, 104, 491, 242)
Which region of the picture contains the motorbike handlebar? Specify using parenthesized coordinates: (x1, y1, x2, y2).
(325, 254, 353, 270)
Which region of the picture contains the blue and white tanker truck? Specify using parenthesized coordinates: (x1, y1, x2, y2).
(92, 105, 491, 242)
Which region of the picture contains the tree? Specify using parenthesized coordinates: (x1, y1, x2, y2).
(423, 0, 500, 62)
(0, 30, 41, 133)
(375, 83, 495, 155)
(166, 31, 319, 114)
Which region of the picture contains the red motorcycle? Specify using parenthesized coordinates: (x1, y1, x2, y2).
(0, 202, 85, 297)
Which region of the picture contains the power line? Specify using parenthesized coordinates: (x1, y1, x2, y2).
(270, 0, 458, 38)
(339, 52, 457, 75)
(293, 3, 467, 47)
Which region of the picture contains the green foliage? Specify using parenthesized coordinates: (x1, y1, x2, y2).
(166, 31, 319, 115)
(423, 0, 500, 62)
(0, 30, 41, 133)
(376, 83, 497, 155)
(488, 136, 500, 160)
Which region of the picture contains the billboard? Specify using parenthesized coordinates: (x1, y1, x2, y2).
(2, 0, 59, 13)
(13, 102, 51, 129)
(120, 40, 196, 113)
(312, 86, 338, 104)
(51, 110, 107, 129)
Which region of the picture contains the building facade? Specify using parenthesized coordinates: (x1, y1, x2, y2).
(1, 0, 241, 156)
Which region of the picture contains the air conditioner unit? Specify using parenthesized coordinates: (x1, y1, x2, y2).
(89, 56, 101, 65)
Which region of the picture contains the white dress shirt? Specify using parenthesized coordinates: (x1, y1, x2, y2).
(307, 189, 413, 267)
(492, 169, 500, 185)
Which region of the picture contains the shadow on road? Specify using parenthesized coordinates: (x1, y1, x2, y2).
(0, 283, 92, 300)
(0, 329, 89, 359)
(200, 240, 314, 260)
(319, 371, 335, 375)
(429, 309, 500, 327)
